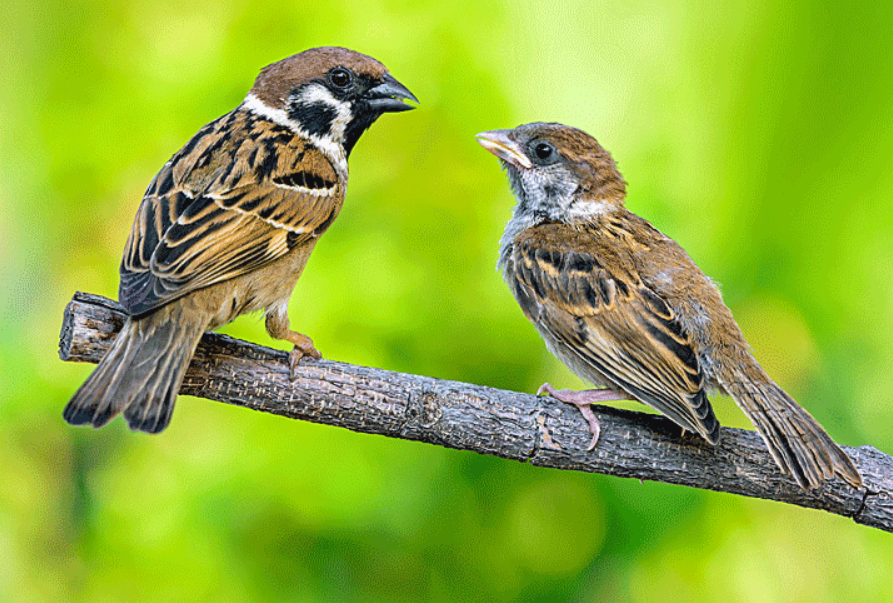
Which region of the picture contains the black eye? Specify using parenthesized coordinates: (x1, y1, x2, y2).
(329, 67, 353, 89)
(533, 141, 555, 161)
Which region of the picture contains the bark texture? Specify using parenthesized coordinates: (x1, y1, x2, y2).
(59, 292, 893, 533)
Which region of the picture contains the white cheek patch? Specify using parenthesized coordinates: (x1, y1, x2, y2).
(295, 84, 353, 144)
(520, 169, 575, 210)
(242, 93, 348, 179)
(514, 167, 611, 223)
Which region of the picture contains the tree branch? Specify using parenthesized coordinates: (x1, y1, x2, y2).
(59, 291, 893, 533)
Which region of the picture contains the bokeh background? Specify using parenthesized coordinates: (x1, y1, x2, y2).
(2, 0, 892, 601)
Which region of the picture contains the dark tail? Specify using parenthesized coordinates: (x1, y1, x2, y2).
(63, 305, 206, 434)
(722, 369, 862, 489)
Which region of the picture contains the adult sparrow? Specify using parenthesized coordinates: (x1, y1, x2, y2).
(477, 122, 862, 489)
(64, 47, 417, 434)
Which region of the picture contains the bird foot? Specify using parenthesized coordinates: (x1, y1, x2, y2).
(286, 335, 322, 380)
(265, 313, 322, 379)
(536, 383, 630, 451)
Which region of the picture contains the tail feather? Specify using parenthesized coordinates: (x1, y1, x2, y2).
(723, 370, 862, 489)
(63, 305, 206, 434)
(63, 319, 146, 428)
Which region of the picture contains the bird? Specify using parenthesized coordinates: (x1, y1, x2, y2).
(476, 122, 862, 489)
(64, 47, 417, 434)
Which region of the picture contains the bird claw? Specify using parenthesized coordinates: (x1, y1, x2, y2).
(288, 344, 321, 380)
(580, 406, 601, 451)
(535, 383, 630, 451)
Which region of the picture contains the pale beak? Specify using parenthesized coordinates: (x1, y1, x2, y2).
(475, 130, 532, 169)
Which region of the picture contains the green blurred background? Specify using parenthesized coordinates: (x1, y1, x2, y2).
(2, 0, 892, 600)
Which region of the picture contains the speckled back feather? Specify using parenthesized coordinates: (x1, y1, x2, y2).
(120, 108, 343, 316)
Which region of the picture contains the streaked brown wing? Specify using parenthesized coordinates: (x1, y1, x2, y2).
(510, 234, 720, 443)
(120, 113, 342, 316)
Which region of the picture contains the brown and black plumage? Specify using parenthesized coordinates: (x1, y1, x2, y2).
(65, 47, 417, 434)
(477, 122, 861, 489)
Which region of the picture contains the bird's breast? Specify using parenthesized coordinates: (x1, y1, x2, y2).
(196, 241, 319, 331)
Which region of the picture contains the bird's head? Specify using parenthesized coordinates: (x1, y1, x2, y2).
(477, 123, 627, 225)
(246, 47, 417, 157)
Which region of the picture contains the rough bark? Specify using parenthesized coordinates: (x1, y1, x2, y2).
(59, 291, 893, 533)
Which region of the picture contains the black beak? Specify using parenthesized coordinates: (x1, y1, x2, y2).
(366, 73, 418, 112)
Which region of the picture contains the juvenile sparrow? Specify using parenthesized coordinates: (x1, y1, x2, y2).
(64, 47, 417, 433)
(477, 122, 862, 489)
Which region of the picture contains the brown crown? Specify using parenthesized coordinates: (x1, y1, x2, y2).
(250, 47, 389, 107)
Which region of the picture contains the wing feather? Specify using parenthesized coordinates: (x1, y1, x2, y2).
(510, 232, 720, 443)
(120, 110, 343, 316)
